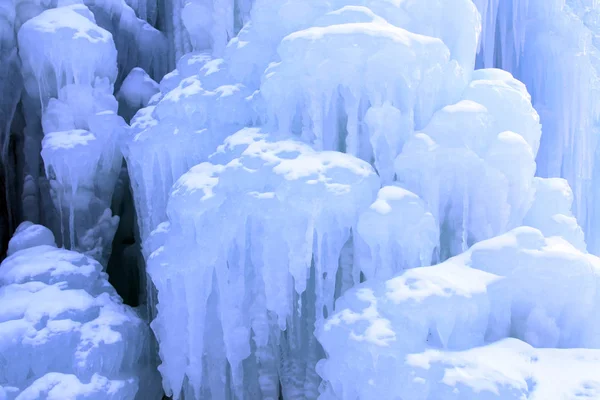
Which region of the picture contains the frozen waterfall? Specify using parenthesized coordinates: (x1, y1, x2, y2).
(2, 0, 600, 399)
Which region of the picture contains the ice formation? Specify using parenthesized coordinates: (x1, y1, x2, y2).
(318, 227, 600, 399)
(0, 223, 158, 399)
(4, 0, 600, 399)
(395, 68, 541, 259)
(148, 128, 380, 399)
(18, 5, 123, 265)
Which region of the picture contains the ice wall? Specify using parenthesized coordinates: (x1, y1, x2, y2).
(0, 222, 159, 399)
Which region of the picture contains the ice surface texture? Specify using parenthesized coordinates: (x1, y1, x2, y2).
(0, 223, 151, 399)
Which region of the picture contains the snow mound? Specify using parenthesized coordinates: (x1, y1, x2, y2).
(148, 128, 379, 399)
(317, 227, 600, 399)
(14, 373, 136, 400)
(0, 225, 152, 399)
(404, 338, 600, 400)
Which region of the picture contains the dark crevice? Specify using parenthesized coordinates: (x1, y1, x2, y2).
(107, 161, 143, 307)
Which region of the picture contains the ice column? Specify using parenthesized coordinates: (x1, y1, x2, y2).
(18, 5, 123, 265)
(0, 0, 22, 254)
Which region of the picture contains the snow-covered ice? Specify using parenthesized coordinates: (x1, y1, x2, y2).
(317, 227, 600, 399)
(4, 0, 600, 399)
(0, 223, 157, 399)
(148, 128, 379, 399)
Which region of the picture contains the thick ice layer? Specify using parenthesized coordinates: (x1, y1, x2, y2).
(0, 224, 155, 399)
(125, 60, 255, 242)
(17, 5, 118, 104)
(148, 128, 379, 399)
(260, 13, 465, 157)
(395, 69, 540, 259)
(355, 186, 438, 280)
(317, 227, 600, 399)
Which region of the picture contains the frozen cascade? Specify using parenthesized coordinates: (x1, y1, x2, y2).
(259, 13, 466, 157)
(18, 5, 122, 265)
(0, 0, 21, 255)
(395, 68, 541, 260)
(164, 0, 254, 63)
(83, 0, 170, 84)
(147, 128, 380, 399)
(354, 186, 439, 281)
(126, 0, 481, 246)
(317, 227, 600, 399)
(0, 222, 160, 399)
(4, 0, 600, 399)
(124, 57, 254, 244)
(472, 0, 600, 254)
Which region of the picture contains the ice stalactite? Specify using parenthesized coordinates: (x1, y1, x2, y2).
(354, 186, 439, 281)
(18, 5, 122, 266)
(147, 128, 380, 399)
(117, 67, 160, 123)
(0, 0, 22, 256)
(256, 1, 483, 181)
(472, 0, 600, 254)
(394, 69, 540, 260)
(124, 57, 254, 244)
(84, 0, 170, 85)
